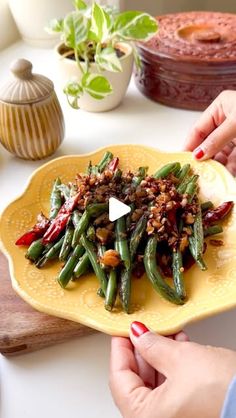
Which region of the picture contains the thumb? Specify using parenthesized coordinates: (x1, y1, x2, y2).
(129, 321, 178, 376)
(193, 117, 236, 161)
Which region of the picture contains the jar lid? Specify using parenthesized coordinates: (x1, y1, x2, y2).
(139, 11, 236, 63)
(0, 59, 54, 104)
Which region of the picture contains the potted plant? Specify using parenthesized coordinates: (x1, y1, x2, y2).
(47, 0, 158, 112)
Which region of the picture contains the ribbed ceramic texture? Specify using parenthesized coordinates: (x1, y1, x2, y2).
(0, 145, 236, 336)
(0, 73, 53, 104)
(0, 92, 64, 160)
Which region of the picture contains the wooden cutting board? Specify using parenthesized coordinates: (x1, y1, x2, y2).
(0, 252, 96, 356)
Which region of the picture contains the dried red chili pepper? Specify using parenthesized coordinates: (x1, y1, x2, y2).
(204, 201, 234, 225)
(15, 213, 50, 246)
(42, 192, 81, 244)
(108, 157, 119, 172)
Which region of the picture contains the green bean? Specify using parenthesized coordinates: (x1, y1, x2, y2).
(72, 210, 81, 228)
(74, 252, 90, 278)
(173, 163, 182, 176)
(87, 202, 108, 217)
(204, 225, 223, 237)
(189, 236, 207, 271)
(116, 217, 131, 270)
(185, 175, 199, 202)
(113, 168, 122, 180)
(72, 203, 108, 248)
(97, 151, 113, 173)
(80, 234, 107, 295)
(105, 269, 118, 311)
(97, 288, 105, 298)
(97, 244, 106, 269)
(130, 215, 147, 261)
(87, 160, 92, 174)
(58, 244, 84, 288)
(59, 224, 74, 261)
(87, 225, 96, 241)
(119, 268, 132, 313)
(193, 205, 204, 259)
(144, 235, 184, 305)
(26, 238, 45, 262)
(49, 178, 62, 220)
(72, 211, 90, 248)
(36, 236, 64, 268)
(196, 255, 207, 271)
(172, 249, 186, 300)
(177, 174, 193, 194)
(56, 184, 70, 200)
(132, 166, 148, 187)
(154, 162, 180, 179)
(201, 201, 214, 211)
(176, 163, 191, 180)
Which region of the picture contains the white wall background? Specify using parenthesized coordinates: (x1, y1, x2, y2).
(0, 0, 19, 50)
(0, 0, 235, 49)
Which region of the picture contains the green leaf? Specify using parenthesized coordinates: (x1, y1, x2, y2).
(114, 11, 158, 41)
(63, 11, 89, 49)
(45, 18, 64, 34)
(63, 81, 83, 97)
(90, 2, 111, 43)
(95, 46, 122, 72)
(74, 0, 87, 11)
(81, 73, 112, 99)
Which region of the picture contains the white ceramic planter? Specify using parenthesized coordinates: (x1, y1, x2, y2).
(55, 42, 134, 112)
(8, 0, 73, 47)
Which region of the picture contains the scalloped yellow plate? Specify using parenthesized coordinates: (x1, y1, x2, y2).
(0, 145, 236, 336)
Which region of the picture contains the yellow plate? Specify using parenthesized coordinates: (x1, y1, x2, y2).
(1, 145, 236, 336)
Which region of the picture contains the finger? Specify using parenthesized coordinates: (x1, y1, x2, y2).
(174, 331, 189, 342)
(130, 322, 178, 376)
(155, 335, 173, 387)
(192, 118, 236, 160)
(109, 337, 150, 412)
(155, 332, 188, 386)
(226, 162, 236, 177)
(214, 151, 228, 165)
(184, 99, 224, 151)
(134, 348, 156, 389)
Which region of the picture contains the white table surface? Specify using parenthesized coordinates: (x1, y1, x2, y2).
(1, 41, 236, 418)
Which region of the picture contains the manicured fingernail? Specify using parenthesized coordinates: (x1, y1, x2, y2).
(193, 147, 204, 159)
(131, 321, 149, 337)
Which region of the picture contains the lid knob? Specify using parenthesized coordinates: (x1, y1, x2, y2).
(10, 59, 33, 80)
(194, 30, 221, 43)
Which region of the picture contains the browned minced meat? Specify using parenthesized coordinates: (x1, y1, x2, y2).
(70, 168, 198, 250)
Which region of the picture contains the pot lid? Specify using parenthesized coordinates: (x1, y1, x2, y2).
(140, 11, 236, 63)
(0, 59, 54, 104)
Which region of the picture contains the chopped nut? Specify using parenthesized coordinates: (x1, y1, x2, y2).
(166, 201, 174, 211)
(179, 267, 185, 273)
(100, 250, 120, 267)
(179, 235, 189, 252)
(96, 227, 111, 244)
(185, 213, 195, 224)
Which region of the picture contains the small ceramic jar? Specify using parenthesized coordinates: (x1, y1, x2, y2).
(0, 59, 65, 160)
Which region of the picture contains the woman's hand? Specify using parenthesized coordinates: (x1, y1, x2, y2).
(184, 90, 236, 176)
(109, 322, 236, 418)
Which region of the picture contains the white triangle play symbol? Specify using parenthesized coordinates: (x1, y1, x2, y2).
(109, 197, 131, 222)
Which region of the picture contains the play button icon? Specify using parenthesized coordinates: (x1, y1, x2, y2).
(109, 197, 131, 222)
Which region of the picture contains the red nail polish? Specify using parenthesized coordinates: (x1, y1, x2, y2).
(193, 147, 204, 159)
(131, 321, 149, 337)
